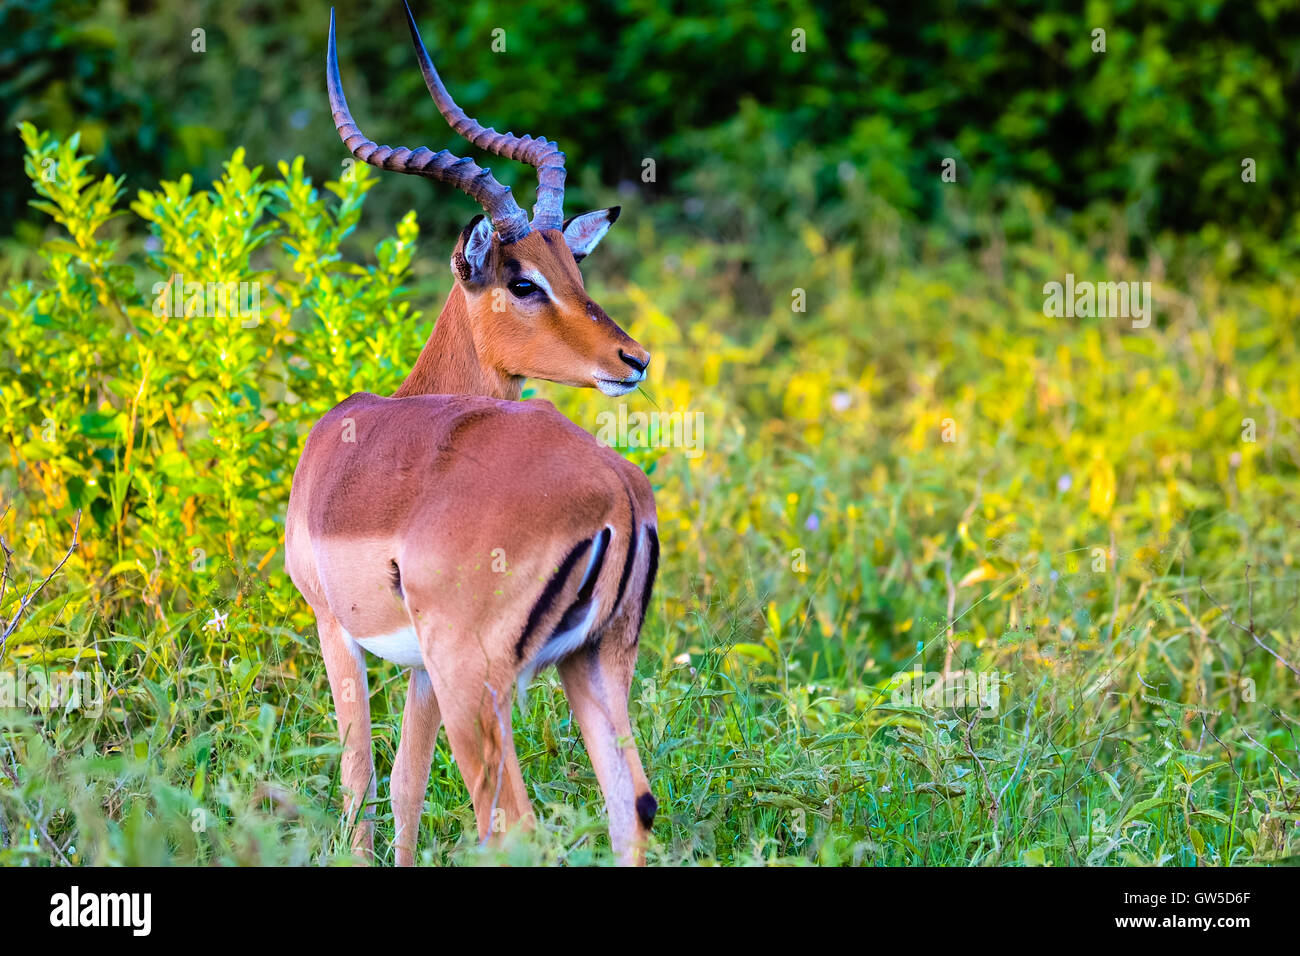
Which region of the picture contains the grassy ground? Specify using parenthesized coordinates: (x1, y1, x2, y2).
(1, 133, 1298, 865)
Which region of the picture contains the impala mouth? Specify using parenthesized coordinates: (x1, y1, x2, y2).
(595, 376, 641, 397)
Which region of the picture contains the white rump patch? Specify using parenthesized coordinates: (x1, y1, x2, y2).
(349, 626, 424, 669)
(518, 600, 599, 689)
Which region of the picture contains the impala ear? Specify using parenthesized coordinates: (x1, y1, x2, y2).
(561, 206, 620, 263)
(451, 214, 495, 284)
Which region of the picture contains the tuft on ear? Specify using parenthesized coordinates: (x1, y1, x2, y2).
(561, 206, 620, 263)
(451, 214, 495, 284)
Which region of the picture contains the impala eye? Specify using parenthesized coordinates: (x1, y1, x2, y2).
(507, 279, 538, 298)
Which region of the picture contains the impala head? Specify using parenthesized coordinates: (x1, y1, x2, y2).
(327, 2, 650, 397)
(448, 209, 649, 395)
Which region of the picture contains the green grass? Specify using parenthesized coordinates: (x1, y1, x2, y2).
(4, 516, 1296, 866)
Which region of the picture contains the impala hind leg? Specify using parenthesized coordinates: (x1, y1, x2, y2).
(318, 609, 377, 861)
(391, 668, 441, 866)
(558, 629, 654, 866)
(421, 641, 534, 847)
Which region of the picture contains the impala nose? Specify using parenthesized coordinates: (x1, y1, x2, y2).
(619, 349, 649, 374)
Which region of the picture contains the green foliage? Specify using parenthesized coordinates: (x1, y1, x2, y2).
(5, 1, 1300, 265)
(6, 123, 411, 622)
(2, 127, 1298, 866)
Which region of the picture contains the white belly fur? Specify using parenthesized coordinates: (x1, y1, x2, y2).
(346, 626, 424, 668)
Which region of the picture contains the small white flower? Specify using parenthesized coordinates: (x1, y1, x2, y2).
(203, 609, 228, 634)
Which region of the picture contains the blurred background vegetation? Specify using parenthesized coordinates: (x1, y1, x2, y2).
(0, 1, 1298, 865)
(4, 0, 1300, 272)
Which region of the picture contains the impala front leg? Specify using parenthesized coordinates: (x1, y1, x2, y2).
(318, 610, 377, 861)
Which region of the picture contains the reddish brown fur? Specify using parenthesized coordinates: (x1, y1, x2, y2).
(395, 228, 647, 400)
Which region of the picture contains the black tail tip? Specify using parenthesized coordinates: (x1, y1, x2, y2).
(636, 792, 657, 829)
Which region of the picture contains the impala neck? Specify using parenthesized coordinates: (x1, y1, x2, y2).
(392, 285, 522, 400)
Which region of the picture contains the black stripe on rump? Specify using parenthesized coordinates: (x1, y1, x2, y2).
(589, 486, 638, 654)
(549, 527, 612, 639)
(635, 526, 660, 635)
(613, 521, 638, 617)
(514, 538, 591, 660)
(578, 527, 611, 603)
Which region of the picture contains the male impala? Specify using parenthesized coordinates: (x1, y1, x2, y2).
(285, 4, 659, 865)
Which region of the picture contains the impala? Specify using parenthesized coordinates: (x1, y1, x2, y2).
(285, 3, 660, 866)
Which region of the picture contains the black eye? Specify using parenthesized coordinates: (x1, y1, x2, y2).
(507, 279, 538, 298)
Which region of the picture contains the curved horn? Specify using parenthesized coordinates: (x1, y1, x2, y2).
(326, 7, 530, 242)
(403, 1, 567, 232)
